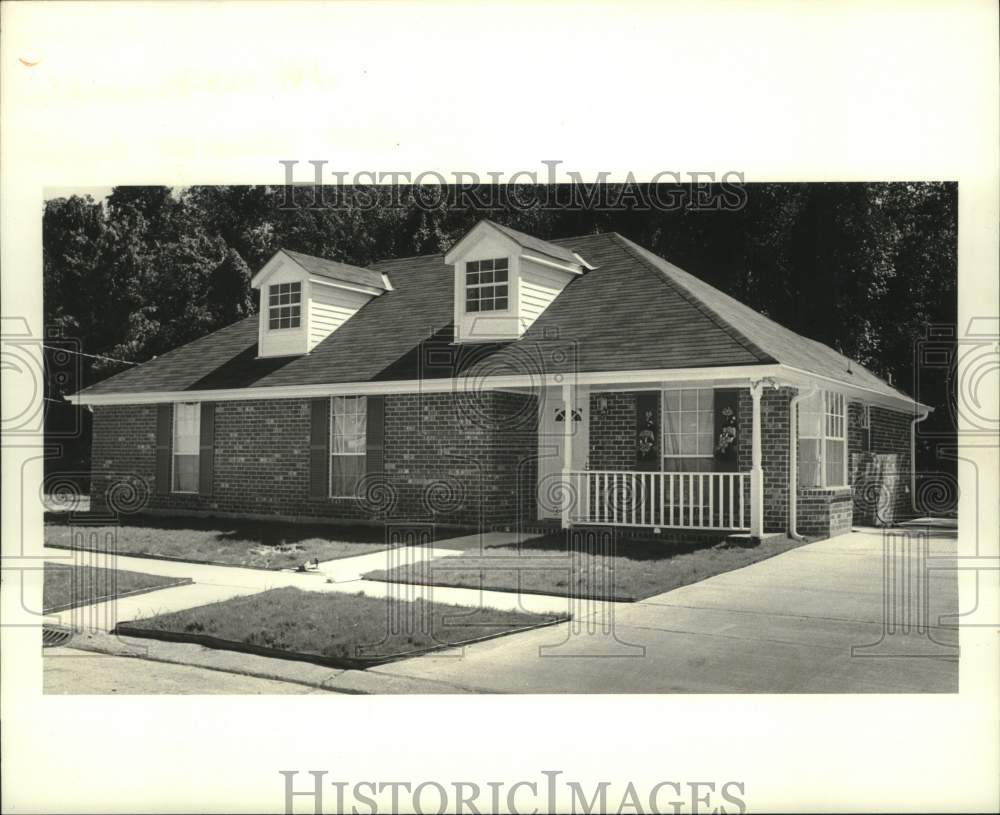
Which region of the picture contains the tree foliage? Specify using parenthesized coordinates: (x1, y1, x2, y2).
(44, 182, 956, 473)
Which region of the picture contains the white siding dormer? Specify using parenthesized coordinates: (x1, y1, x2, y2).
(518, 256, 575, 331)
(252, 250, 387, 358)
(445, 221, 584, 344)
(308, 282, 374, 349)
(256, 257, 309, 358)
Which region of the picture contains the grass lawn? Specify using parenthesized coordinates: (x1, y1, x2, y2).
(363, 533, 809, 602)
(118, 586, 563, 665)
(44, 515, 417, 570)
(44, 564, 190, 613)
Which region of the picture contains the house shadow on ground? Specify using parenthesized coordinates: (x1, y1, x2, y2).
(481, 531, 736, 562)
(43, 511, 393, 546)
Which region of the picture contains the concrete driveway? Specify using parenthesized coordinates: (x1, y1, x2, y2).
(368, 526, 959, 693)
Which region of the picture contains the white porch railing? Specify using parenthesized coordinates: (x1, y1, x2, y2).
(566, 470, 750, 531)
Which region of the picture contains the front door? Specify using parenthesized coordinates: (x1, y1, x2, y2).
(537, 387, 589, 520)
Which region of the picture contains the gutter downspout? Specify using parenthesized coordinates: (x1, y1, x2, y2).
(910, 408, 932, 516)
(788, 384, 817, 541)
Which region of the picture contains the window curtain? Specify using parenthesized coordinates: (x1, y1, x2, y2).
(172, 402, 200, 492)
(331, 396, 367, 497)
(662, 388, 714, 471)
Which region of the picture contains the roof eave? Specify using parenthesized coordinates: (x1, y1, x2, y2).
(776, 364, 932, 414)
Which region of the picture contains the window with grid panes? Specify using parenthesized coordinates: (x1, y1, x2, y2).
(465, 258, 509, 312)
(798, 390, 846, 487)
(329, 396, 366, 497)
(662, 388, 714, 465)
(268, 282, 301, 329)
(172, 402, 200, 493)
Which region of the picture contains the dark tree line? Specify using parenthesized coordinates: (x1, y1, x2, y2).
(43, 182, 957, 480)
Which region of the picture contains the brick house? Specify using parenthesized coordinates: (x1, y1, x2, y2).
(69, 221, 929, 540)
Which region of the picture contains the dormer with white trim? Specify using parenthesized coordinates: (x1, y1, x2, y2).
(444, 220, 590, 343)
(251, 249, 391, 358)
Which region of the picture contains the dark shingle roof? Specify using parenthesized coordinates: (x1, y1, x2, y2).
(484, 220, 580, 265)
(75, 231, 917, 406)
(281, 249, 387, 290)
(613, 235, 917, 404)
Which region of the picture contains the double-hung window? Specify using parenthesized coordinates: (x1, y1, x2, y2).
(172, 402, 200, 493)
(330, 396, 367, 497)
(662, 388, 714, 469)
(268, 281, 301, 329)
(798, 390, 847, 487)
(465, 258, 509, 312)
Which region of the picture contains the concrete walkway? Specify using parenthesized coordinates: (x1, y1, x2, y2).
(43, 534, 572, 632)
(45, 526, 959, 693)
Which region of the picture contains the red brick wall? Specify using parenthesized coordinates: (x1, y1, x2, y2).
(588, 391, 638, 470)
(796, 488, 853, 537)
(870, 407, 912, 514)
(90, 404, 158, 515)
(847, 401, 869, 474)
(382, 391, 537, 529)
(851, 405, 913, 525)
(90, 391, 537, 529)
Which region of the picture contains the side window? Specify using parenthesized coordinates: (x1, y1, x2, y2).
(172, 402, 200, 492)
(824, 392, 846, 486)
(797, 390, 847, 487)
(330, 396, 367, 497)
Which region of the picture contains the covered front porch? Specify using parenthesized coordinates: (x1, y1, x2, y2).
(530, 374, 778, 538)
(566, 469, 751, 531)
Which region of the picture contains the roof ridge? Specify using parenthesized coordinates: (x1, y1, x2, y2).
(282, 248, 364, 268)
(367, 250, 445, 267)
(610, 233, 775, 364)
(366, 230, 617, 267)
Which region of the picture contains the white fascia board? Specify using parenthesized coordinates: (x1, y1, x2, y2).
(776, 364, 932, 415)
(67, 364, 785, 406)
(443, 221, 518, 264)
(250, 249, 294, 289)
(307, 275, 384, 297)
(68, 362, 928, 415)
(520, 253, 582, 275)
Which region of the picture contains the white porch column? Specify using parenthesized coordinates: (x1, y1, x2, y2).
(750, 380, 765, 539)
(561, 380, 574, 529)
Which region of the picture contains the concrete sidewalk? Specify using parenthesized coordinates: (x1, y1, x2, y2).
(44, 533, 573, 632)
(366, 528, 959, 693)
(45, 527, 959, 693)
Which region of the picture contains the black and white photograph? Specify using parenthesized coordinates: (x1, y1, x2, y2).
(40, 181, 960, 696)
(2, 1, 997, 814)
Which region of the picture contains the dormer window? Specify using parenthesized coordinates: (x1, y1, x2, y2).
(252, 249, 389, 357)
(445, 221, 587, 343)
(465, 258, 509, 312)
(268, 282, 302, 330)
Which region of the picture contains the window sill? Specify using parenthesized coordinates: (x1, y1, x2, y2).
(798, 486, 852, 497)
